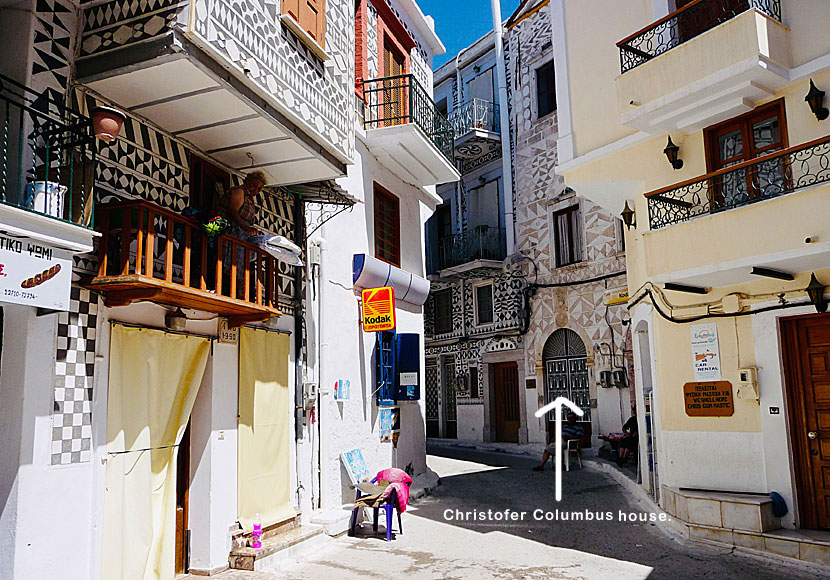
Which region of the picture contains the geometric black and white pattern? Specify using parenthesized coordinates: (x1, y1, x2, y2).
(52, 287, 98, 466)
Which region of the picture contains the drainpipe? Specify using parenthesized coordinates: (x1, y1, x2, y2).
(315, 237, 327, 510)
(455, 50, 464, 235)
(491, 0, 516, 255)
(294, 194, 304, 443)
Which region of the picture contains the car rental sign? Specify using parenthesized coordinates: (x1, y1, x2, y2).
(362, 286, 396, 332)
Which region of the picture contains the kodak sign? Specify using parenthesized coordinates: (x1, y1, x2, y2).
(362, 286, 396, 332)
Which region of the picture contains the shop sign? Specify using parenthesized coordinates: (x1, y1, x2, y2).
(690, 322, 722, 381)
(362, 286, 396, 332)
(0, 236, 72, 311)
(603, 287, 629, 306)
(683, 381, 734, 417)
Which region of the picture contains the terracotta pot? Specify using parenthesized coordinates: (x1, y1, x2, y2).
(90, 106, 126, 143)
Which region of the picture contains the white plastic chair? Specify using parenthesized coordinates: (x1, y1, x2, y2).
(565, 439, 582, 471)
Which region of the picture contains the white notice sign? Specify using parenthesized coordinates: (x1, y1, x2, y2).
(0, 235, 72, 311)
(690, 322, 722, 381)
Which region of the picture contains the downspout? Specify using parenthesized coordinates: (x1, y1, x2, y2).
(455, 50, 464, 236)
(315, 237, 327, 510)
(294, 195, 304, 443)
(491, 0, 516, 254)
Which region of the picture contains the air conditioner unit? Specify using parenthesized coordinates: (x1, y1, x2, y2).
(598, 370, 613, 388)
(612, 369, 628, 388)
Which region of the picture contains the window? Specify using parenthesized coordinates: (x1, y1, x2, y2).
(552, 205, 582, 267)
(189, 156, 230, 212)
(535, 60, 556, 119)
(433, 289, 453, 335)
(703, 99, 787, 209)
(615, 218, 626, 253)
(282, 0, 326, 49)
(475, 284, 494, 325)
(469, 366, 479, 399)
(374, 184, 400, 266)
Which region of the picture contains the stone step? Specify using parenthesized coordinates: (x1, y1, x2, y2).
(687, 524, 830, 567)
(229, 525, 326, 572)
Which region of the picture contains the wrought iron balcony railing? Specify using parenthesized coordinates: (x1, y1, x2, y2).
(0, 73, 96, 228)
(428, 226, 506, 273)
(617, 0, 781, 74)
(646, 136, 830, 229)
(92, 200, 281, 322)
(450, 99, 500, 138)
(362, 73, 455, 165)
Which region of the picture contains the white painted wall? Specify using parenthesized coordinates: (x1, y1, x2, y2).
(456, 405, 485, 442)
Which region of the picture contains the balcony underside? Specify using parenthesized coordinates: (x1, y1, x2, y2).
(77, 37, 344, 186)
(89, 275, 280, 326)
(617, 10, 790, 135)
(434, 259, 504, 281)
(455, 129, 501, 161)
(364, 124, 460, 187)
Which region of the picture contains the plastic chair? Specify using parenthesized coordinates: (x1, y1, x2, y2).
(348, 478, 403, 542)
(565, 439, 582, 471)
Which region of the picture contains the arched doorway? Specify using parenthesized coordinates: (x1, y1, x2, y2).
(542, 329, 591, 440)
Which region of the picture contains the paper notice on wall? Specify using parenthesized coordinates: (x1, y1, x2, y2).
(690, 322, 722, 381)
(0, 236, 72, 311)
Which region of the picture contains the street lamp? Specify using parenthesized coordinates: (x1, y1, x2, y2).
(806, 273, 827, 313)
(621, 201, 636, 230)
(805, 79, 829, 121)
(663, 136, 683, 170)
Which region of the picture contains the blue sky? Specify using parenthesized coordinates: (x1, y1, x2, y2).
(419, 0, 523, 69)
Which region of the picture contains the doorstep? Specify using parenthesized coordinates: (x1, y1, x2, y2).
(228, 515, 328, 572)
(686, 524, 830, 567)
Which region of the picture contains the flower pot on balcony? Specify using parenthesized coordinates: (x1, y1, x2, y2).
(24, 181, 67, 218)
(91, 106, 127, 143)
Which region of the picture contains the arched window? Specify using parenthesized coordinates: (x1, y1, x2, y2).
(542, 328, 590, 420)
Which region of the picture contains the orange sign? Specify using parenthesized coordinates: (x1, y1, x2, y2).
(683, 381, 734, 417)
(362, 286, 396, 332)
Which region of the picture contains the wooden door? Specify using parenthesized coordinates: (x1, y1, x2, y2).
(382, 44, 406, 126)
(175, 422, 191, 575)
(494, 362, 520, 443)
(782, 314, 830, 529)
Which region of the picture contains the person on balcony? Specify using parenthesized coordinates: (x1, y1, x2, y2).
(218, 170, 267, 241)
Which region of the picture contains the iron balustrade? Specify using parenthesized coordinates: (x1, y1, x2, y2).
(429, 226, 506, 272)
(0, 73, 95, 228)
(450, 99, 500, 138)
(617, 0, 781, 74)
(362, 74, 455, 165)
(96, 200, 280, 309)
(646, 136, 830, 229)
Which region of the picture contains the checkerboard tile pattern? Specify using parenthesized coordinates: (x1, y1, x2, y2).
(51, 287, 98, 466)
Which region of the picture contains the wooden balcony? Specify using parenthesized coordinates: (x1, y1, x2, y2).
(90, 200, 281, 326)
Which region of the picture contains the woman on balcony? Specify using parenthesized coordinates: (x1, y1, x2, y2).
(218, 170, 267, 240)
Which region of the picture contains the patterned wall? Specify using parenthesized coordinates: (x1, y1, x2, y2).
(367, 4, 379, 78)
(30, 0, 75, 112)
(79, 0, 355, 161)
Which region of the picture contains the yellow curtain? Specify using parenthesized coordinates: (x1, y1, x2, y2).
(102, 325, 211, 580)
(238, 327, 294, 530)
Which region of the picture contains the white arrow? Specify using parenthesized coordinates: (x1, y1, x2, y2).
(535, 397, 584, 501)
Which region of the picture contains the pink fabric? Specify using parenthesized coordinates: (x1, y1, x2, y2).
(376, 468, 413, 512)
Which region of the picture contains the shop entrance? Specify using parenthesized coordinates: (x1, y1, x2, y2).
(782, 313, 830, 529)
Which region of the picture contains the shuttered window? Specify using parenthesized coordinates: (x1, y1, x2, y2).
(282, 0, 326, 49)
(374, 184, 400, 267)
(552, 205, 582, 267)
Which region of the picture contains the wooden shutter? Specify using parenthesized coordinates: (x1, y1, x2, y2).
(282, 0, 326, 49)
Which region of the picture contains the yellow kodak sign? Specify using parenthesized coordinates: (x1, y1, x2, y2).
(362, 286, 396, 332)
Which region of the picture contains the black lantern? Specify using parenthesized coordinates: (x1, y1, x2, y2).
(663, 136, 683, 170)
(805, 79, 829, 121)
(806, 273, 827, 313)
(621, 201, 636, 230)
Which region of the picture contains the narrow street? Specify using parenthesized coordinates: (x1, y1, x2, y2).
(257, 446, 816, 580)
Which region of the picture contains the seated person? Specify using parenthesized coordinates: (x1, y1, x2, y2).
(616, 409, 638, 466)
(217, 170, 266, 241)
(533, 412, 583, 471)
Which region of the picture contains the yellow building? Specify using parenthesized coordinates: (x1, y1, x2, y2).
(551, 0, 830, 560)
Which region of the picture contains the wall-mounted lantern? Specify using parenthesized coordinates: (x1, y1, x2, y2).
(621, 201, 636, 230)
(805, 79, 829, 121)
(806, 273, 827, 313)
(663, 136, 683, 170)
(91, 106, 127, 143)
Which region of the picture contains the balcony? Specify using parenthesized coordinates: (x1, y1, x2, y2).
(615, 1, 789, 135)
(76, 0, 350, 185)
(450, 99, 501, 165)
(89, 200, 281, 325)
(362, 74, 460, 187)
(643, 136, 830, 287)
(0, 73, 97, 253)
(428, 226, 506, 276)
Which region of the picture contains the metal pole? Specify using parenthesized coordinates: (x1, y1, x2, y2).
(491, 0, 516, 255)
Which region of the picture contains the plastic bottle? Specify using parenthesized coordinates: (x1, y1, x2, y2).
(252, 513, 262, 549)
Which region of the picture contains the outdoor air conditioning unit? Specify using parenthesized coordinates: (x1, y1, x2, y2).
(612, 369, 628, 388)
(598, 370, 613, 388)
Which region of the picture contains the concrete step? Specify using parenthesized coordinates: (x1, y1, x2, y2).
(687, 524, 830, 567)
(228, 524, 326, 572)
(661, 486, 780, 533)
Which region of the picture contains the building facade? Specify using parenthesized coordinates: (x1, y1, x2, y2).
(0, 0, 453, 578)
(423, 0, 633, 449)
(551, 0, 830, 562)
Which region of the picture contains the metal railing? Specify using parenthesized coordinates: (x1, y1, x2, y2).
(449, 99, 500, 138)
(96, 200, 280, 308)
(617, 0, 781, 73)
(428, 226, 506, 272)
(0, 73, 96, 228)
(362, 73, 455, 165)
(646, 136, 830, 229)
